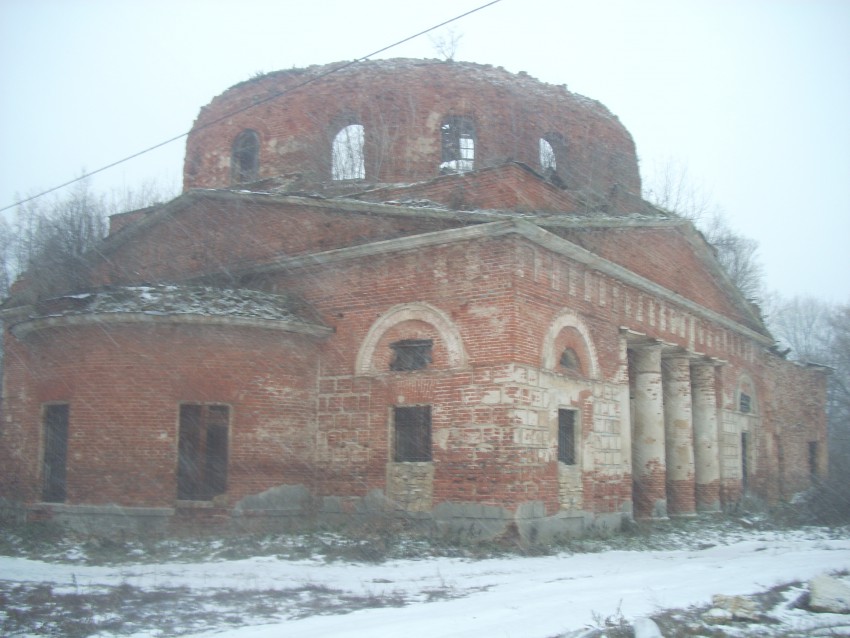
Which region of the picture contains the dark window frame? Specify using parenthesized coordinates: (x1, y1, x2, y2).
(231, 129, 260, 184)
(177, 404, 230, 501)
(559, 347, 581, 372)
(557, 408, 577, 465)
(739, 392, 752, 414)
(42, 403, 70, 503)
(808, 441, 818, 478)
(389, 339, 433, 371)
(393, 405, 432, 462)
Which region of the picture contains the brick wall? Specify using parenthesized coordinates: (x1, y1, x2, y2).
(0, 196, 828, 524)
(183, 60, 641, 210)
(0, 322, 323, 508)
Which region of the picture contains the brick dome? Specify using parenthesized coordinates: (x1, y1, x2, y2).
(183, 59, 641, 207)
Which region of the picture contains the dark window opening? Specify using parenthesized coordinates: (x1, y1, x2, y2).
(440, 116, 475, 173)
(559, 347, 580, 372)
(390, 339, 433, 371)
(558, 409, 577, 465)
(739, 392, 752, 414)
(231, 130, 260, 184)
(177, 404, 229, 500)
(808, 441, 818, 478)
(394, 406, 432, 462)
(741, 432, 749, 492)
(42, 404, 69, 503)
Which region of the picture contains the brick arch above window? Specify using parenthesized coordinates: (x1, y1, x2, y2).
(542, 310, 600, 380)
(356, 302, 467, 375)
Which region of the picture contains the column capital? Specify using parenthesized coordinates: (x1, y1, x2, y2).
(690, 355, 726, 368)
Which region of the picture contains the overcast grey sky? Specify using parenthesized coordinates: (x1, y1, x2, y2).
(1, 0, 848, 301)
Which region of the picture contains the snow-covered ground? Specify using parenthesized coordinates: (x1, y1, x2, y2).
(2, 522, 850, 637)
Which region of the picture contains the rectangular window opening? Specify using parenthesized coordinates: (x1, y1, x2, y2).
(389, 339, 433, 371)
(394, 405, 432, 462)
(558, 409, 577, 465)
(42, 404, 69, 503)
(739, 393, 752, 414)
(177, 404, 229, 501)
(808, 441, 818, 478)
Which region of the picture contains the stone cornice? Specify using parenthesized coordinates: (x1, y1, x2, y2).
(233, 219, 773, 346)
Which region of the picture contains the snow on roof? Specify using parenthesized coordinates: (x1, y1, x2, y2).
(34, 285, 321, 325)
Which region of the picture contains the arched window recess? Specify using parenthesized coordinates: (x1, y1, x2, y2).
(332, 123, 365, 181)
(231, 129, 260, 184)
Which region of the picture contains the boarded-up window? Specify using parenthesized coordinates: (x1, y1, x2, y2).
(809, 441, 818, 478)
(394, 406, 432, 462)
(231, 130, 260, 184)
(42, 404, 69, 503)
(390, 339, 433, 371)
(558, 408, 577, 465)
(177, 404, 229, 500)
(739, 393, 752, 414)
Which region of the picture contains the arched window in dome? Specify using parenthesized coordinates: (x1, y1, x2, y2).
(539, 133, 567, 185)
(332, 124, 365, 180)
(440, 116, 475, 173)
(539, 138, 556, 172)
(231, 130, 260, 184)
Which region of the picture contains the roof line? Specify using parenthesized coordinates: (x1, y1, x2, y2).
(226, 218, 772, 345)
(9, 311, 333, 339)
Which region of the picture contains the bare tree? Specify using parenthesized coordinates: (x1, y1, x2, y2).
(644, 159, 764, 300)
(643, 158, 717, 224)
(430, 29, 462, 61)
(6, 178, 175, 300)
(701, 214, 764, 301)
(768, 295, 850, 491)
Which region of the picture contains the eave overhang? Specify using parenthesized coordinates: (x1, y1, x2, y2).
(8, 311, 332, 339)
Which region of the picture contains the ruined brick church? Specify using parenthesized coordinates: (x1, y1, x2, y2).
(0, 59, 828, 540)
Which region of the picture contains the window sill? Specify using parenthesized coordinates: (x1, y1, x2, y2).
(175, 500, 215, 508)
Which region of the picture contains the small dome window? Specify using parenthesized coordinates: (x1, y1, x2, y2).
(440, 116, 475, 173)
(540, 138, 556, 172)
(539, 133, 567, 186)
(231, 130, 260, 184)
(332, 123, 365, 180)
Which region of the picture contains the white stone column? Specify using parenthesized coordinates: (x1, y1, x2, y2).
(691, 361, 721, 512)
(662, 353, 696, 516)
(630, 344, 667, 519)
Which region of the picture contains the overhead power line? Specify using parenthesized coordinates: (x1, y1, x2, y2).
(2, 0, 504, 215)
